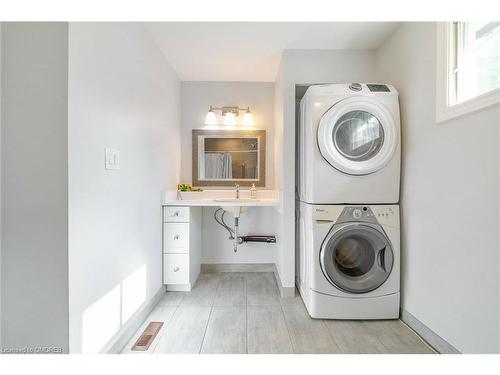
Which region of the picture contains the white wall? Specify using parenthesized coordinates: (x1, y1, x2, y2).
(273, 60, 288, 287)
(1, 23, 69, 352)
(0, 22, 3, 348)
(275, 50, 377, 289)
(180, 81, 275, 188)
(376, 22, 500, 353)
(68, 23, 181, 353)
(201, 206, 278, 264)
(181, 82, 279, 264)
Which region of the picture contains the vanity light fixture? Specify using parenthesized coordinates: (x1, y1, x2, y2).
(204, 106, 254, 126)
(204, 106, 218, 125)
(223, 112, 237, 126)
(242, 107, 254, 126)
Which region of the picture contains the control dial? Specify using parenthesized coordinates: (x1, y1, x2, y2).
(353, 209, 362, 219)
(349, 83, 362, 91)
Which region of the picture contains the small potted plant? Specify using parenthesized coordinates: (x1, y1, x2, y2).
(177, 183, 203, 200)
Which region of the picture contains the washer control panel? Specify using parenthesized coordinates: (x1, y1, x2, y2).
(373, 206, 396, 218)
(312, 205, 398, 227)
(340, 206, 376, 220)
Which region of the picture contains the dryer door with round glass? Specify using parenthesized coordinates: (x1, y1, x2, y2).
(317, 97, 397, 175)
(320, 223, 394, 294)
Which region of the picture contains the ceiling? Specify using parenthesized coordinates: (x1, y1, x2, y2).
(146, 22, 399, 82)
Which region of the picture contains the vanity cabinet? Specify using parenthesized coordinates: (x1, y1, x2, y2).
(162, 206, 201, 291)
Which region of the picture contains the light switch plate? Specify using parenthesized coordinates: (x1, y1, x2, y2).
(105, 148, 120, 170)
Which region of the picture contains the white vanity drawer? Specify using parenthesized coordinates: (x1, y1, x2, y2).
(163, 254, 189, 284)
(163, 206, 190, 222)
(163, 247, 188, 254)
(163, 223, 190, 248)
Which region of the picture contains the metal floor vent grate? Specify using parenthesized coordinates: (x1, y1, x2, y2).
(131, 321, 164, 351)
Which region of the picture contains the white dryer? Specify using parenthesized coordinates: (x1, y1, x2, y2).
(298, 83, 401, 204)
(297, 202, 400, 319)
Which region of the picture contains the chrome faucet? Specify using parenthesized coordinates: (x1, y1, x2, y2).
(235, 183, 240, 199)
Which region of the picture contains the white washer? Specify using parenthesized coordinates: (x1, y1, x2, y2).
(298, 83, 401, 204)
(298, 202, 400, 319)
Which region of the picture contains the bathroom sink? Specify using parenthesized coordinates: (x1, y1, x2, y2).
(213, 198, 261, 203)
(221, 206, 243, 218)
(213, 198, 261, 218)
(162, 189, 280, 207)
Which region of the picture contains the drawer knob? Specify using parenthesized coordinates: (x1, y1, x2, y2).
(173, 266, 180, 272)
(173, 211, 179, 216)
(174, 234, 180, 240)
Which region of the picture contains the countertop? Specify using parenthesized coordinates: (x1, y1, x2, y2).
(162, 190, 281, 207)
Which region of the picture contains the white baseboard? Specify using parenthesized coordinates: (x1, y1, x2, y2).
(101, 285, 166, 354)
(201, 263, 275, 273)
(273, 264, 295, 298)
(400, 309, 460, 354)
(166, 283, 191, 292)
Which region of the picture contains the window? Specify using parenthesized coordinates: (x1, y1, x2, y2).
(453, 22, 500, 103)
(436, 22, 500, 123)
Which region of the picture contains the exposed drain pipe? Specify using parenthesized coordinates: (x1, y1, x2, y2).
(214, 208, 276, 252)
(240, 235, 277, 243)
(233, 217, 243, 252)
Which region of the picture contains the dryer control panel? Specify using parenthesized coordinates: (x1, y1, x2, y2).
(367, 84, 391, 92)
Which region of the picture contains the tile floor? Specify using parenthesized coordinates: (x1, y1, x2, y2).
(121, 272, 434, 354)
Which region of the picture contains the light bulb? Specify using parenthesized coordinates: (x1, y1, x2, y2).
(205, 107, 217, 125)
(223, 112, 236, 126)
(242, 108, 254, 126)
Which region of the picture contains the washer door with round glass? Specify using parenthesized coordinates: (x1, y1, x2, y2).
(317, 97, 397, 175)
(320, 223, 394, 294)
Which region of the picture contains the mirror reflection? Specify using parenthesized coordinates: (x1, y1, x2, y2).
(193, 129, 266, 187)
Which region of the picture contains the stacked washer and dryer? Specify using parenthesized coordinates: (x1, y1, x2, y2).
(297, 83, 401, 319)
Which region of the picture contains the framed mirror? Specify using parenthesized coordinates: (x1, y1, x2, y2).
(192, 129, 266, 187)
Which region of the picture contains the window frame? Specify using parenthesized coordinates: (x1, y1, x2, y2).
(436, 22, 500, 123)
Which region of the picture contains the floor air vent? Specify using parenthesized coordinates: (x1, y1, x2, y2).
(131, 321, 164, 351)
